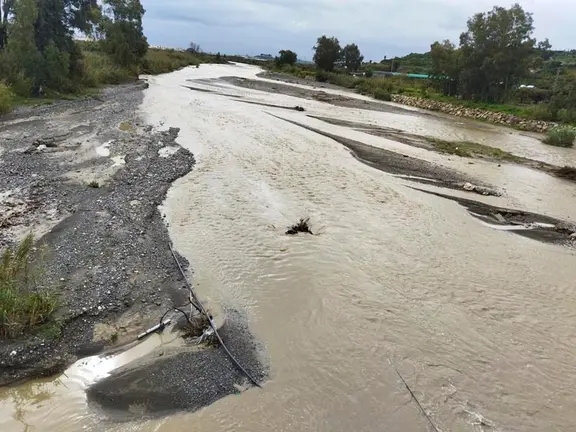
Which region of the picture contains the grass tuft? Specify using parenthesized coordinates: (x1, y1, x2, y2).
(543, 126, 576, 147)
(426, 137, 520, 161)
(118, 121, 134, 132)
(0, 235, 58, 339)
(88, 180, 100, 188)
(0, 81, 15, 115)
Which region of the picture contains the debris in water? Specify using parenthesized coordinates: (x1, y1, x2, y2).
(285, 218, 313, 235)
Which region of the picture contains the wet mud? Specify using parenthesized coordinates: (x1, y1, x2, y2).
(220, 76, 417, 115)
(413, 187, 576, 245)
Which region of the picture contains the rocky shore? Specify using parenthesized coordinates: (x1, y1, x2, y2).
(0, 82, 201, 385)
(391, 94, 554, 133)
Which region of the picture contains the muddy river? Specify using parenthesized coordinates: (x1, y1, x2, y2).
(2, 64, 576, 432)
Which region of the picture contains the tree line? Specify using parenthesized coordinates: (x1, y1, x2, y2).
(428, 3, 575, 121)
(274, 38, 364, 73)
(275, 3, 575, 123)
(0, 0, 147, 96)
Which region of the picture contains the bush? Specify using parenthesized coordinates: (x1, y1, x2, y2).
(525, 104, 556, 121)
(558, 109, 576, 125)
(543, 126, 576, 147)
(364, 69, 374, 78)
(315, 70, 329, 82)
(10, 73, 33, 97)
(372, 88, 392, 101)
(82, 50, 134, 86)
(0, 82, 15, 115)
(0, 235, 58, 339)
(140, 48, 201, 75)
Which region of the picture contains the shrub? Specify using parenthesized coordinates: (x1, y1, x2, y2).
(364, 69, 374, 78)
(372, 88, 392, 101)
(0, 235, 58, 339)
(0, 82, 15, 115)
(315, 70, 329, 82)
(525, 104, 556, 121)
(140, 48, 200, 75)
(82, 50, 134, 86)
(558, 109, 576, 125)
(543, 126, 576, 147)
(10, 72, 34, 97)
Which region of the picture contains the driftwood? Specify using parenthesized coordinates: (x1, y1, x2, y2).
(285, 218, 313, 235)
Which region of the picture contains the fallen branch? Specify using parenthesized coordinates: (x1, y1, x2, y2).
(285, 217, 313, 235)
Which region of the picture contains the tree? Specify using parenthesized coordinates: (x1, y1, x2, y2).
(537, 38, 552, 61)
(430, 40, 460, 96)
(458, 3, 536, 102)
(100, 0, 147, 68)
(187, 41, 201, 54)
(276, 49, 297, 66)
(342, 43, 363, 71)
(4, 0, 39, 88)
(313, 35, 341, 71)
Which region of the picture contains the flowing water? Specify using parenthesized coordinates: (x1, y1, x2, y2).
(3, 64, 576, 432)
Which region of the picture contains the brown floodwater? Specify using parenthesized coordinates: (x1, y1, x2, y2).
(2, 64, 576, 432)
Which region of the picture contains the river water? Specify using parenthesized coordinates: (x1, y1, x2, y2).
(2, 64, 576, 432)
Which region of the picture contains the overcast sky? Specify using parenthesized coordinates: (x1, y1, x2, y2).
(141, 1, 575, 61)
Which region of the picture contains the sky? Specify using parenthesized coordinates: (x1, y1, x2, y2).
(141, 0, 575, 61)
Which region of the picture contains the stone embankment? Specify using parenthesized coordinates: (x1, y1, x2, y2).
(391, 95, 554, 133)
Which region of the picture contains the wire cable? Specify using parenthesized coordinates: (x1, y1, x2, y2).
(169, 242, 262, 388)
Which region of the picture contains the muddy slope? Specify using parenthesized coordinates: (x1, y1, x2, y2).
(0, 84, 197, 385)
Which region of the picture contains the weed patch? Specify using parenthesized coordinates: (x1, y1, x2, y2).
(0, 235, 58, 339)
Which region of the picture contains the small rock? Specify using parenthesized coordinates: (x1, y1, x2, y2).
(10, 350, 17, 356)
(463, 182, 475, 191)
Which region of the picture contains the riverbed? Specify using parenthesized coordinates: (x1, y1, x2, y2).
(2, 63, 576, 432)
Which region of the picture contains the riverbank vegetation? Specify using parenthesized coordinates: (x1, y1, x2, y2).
(543, 127, 576, 147)
(0, 235, 58, 339)
(0, 0, 220, 115)
(271, 3, 576, 127)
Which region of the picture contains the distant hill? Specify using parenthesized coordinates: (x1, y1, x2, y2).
(367, 52, 433, 75)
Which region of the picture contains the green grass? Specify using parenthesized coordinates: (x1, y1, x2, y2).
(426, 137, 521, 160)
(372, 88, 392, 101)
(140, 48, 202, 75)
(0, 235, 58, 339)
(1, 45, 223, 115)
(36, 321, 63, 340)
(543, 126, 576, 147)
(0, 81, 15, 115)
(118, 121, 134, 132)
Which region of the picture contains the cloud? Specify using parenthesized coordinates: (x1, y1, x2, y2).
(141, 0, 576, 60)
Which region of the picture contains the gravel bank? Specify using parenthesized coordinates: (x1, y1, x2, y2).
(87, 307, 269, 420)
(0, 83, 198, 385)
